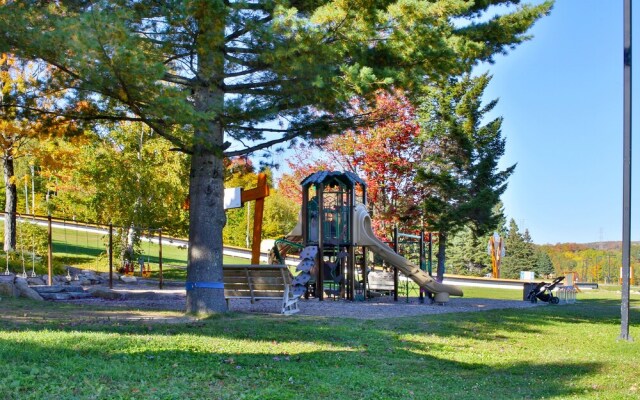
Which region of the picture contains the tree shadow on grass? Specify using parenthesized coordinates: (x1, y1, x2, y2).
(53, 243, 103, 258)
(1, 298, 634, 398)
(1, 297, 637, 343)
(0, 332, 602, 400)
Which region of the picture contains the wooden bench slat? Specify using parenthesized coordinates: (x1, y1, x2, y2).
(222, 264, 300, 315)
(224, 270, 284, 278)
(224, 283, 285, 291)
(224, 290, 286, 298)
(224, 264, 287, 270)
(223, 276, 287, 285)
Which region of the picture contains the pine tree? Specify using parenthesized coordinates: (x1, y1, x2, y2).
(417, 74, 515, 281)
(0, 1, 552, 314)
(501, 219, 537, 278)
(533, 249, 555, 277)
(447, 226, 492, 276)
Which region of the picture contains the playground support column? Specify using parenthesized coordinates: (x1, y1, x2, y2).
(393, 225, 399, 302)
(347, 245, 355, 300)
(620, 0, 633, 342)
(419, 231, 425, 303)
(108, 223, 113, 289)
(428, 233, 433, 276)
(362, 246, 369, 299)
(159, 229, 163, 290)
(346, 189, 355, 301)
(318, 183, 324, 301)
(47, 215, 52, 286)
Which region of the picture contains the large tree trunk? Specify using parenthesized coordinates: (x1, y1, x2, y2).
(3, 153, 16, 251)
(185, 3, 228, 314)
(185, 150, 228, 314)
(436, 231, 447, 282)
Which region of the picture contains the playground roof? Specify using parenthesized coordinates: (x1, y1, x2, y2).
(300, 171, 366, 188)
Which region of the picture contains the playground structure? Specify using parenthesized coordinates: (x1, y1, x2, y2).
(273, 170, 463, 303)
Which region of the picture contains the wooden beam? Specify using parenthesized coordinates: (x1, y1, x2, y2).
(240, 173, 269, 264)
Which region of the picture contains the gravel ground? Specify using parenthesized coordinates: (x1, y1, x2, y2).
(62, 284, 540, 320)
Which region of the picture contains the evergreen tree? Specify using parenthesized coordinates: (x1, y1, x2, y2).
(501, 219, 537, 278)
(533, 249, 555, 277)
(447, 225, 492, 276)
(521, 228, 537, 268)
(417, 74, 515, 281)
(0, 1, 552, 314)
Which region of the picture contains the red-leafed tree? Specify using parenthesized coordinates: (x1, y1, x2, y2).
(278, 90, 425, 238)
(329, 90, 424, 237)
(277, 144, 336, 206)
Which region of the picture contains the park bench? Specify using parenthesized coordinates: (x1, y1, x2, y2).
(223, 264, 300, 315)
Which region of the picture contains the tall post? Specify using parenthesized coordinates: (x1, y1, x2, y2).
(362, 246, 368, 299)
(620, 0, 632, 341)
(108, 223, 113, 289)
(393, 225, 399, 302)
(159, 229, 163, 289)
(251, 173, 266, 264)
(317, 183, 324, 301)
(419, 231, 425, 303)
(30, 165, 35, 214)
(23, 177, 29, 214)
(47, 215, 52, 286)
(240, 172, 269, 264)
(428, 233, 433, 276)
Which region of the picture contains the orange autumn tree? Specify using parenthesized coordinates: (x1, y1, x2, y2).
(0, 53, 80, 250)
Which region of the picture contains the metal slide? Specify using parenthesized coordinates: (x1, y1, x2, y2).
(353, 204, 463, 302)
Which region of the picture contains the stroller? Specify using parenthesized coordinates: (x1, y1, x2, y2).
(527, 276, 564, 304)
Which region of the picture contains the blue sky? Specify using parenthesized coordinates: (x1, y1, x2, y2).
(480, 0, 633, 244)
(270, 1, 637, 245)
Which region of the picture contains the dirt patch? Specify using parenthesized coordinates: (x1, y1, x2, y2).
(54, 283, 540, 320)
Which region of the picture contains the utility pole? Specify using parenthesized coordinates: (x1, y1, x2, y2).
(620, 0, 632, 341)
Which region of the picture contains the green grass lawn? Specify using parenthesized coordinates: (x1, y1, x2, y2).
(0, 289, 638, 399)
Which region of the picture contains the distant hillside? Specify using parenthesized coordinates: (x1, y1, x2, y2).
(538, 241, 640, 282)
(539, 241, 640, 251)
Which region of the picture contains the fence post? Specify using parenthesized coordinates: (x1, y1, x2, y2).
(108, 223, 113, 289)
(47, 215, 53, 286)
(158, 229, 163, 289)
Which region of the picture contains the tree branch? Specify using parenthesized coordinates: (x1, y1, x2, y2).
(162, 72, 195, 86)
(223, 79, 291, 91)
(225, 16, 272, 43)
(224, 67, 260, 78)
(224, 131, 304, 157)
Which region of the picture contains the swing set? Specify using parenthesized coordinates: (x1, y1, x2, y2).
(118, 228, 159, 278)
(3, 211, 165, 289)
(2, 213, 41, 279)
